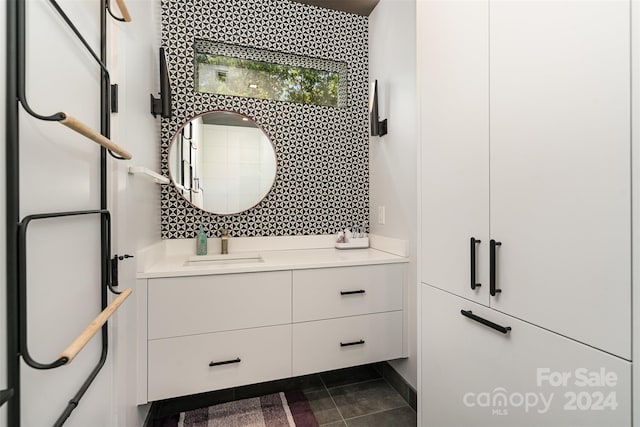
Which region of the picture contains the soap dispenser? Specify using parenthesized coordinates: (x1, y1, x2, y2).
(220, 228, 229, 255)
(196, 223, 208, 255)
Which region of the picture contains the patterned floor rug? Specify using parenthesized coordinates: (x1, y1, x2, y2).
(152, 390, 319, 427)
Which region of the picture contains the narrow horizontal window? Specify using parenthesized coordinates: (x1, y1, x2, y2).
(194, 40, 347, 108)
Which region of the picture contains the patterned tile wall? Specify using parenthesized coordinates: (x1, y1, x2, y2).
(161, 0, 369, 238)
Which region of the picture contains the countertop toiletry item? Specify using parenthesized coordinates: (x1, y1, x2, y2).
(335, 228, 369, 249)
(196, 224, 207, 255)
(221, 228, 229, 254)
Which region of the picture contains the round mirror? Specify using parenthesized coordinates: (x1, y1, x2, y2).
(168, 111, 277, 215)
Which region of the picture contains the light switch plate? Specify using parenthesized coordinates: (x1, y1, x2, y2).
(378, 206, 386, 225)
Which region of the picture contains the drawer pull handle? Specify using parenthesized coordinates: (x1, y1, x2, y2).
(461, 310, 511, 334)
(340, 290, 366, 295)
(340, 339, 365, 347)
(209, 357, 241, 367)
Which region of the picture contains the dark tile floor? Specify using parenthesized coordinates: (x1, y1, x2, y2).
(147, 363, 417, 427)
(298, 365, 416, 426)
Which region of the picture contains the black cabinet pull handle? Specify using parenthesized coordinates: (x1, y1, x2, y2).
(470, 237, 481, 290)
(461, 310, 511, 334)
(490, 239, 502, 296)
(340, 290, 366, 295)
(209, 357, 241, 367)
(340, 339, 365, 347)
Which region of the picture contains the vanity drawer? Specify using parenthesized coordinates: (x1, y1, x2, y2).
(148, 271, 291, 339)
(292, 264, 404, 322)
(148, 324, 292, 401)
(292, 311, 403, 376)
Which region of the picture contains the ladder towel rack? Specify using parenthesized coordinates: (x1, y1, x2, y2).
(5, 0, 134, 425)
(16, 0, 132, 160)
(114, 0, 132, 22)
(17, 209, 119, 371)
(60, 113, 132, 159)
(60, 288, 132, 364)
(0, 389, 13, 408)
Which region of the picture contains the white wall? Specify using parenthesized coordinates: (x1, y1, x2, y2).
(110, 1, 162, 425)
(368, 0, 418, 389)
(632, 2, 640, 426)
(0, 0, 161, 426)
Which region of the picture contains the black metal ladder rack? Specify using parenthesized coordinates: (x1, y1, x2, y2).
(4, 1, 133, 425)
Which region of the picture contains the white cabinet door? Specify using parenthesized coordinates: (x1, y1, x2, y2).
(418, 0, 490, 305)
(148, 325, 291, 401)
(292, 311, 403, 376)
(148, 271, 291, 339)
(489, 0, 631, 359)
(292, 265, 404, 322)
(421, 284, 631, 427)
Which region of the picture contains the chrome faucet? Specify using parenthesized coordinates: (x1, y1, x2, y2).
(221, 228, 229, 254)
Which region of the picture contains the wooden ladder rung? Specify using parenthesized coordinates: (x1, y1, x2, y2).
(59, 288, 133, 364)
(59, 113, 132, 160)
(115, 0, 132, 22)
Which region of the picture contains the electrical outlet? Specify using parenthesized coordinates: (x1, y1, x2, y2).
(378, 206, 386, 225)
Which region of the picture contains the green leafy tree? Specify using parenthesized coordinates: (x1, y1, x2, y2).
(195, 54, 339, 107)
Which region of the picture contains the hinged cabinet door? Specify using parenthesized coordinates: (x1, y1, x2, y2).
(418, 0, 490, 306)
(489, 0, 631, 359)
(421, 284, 632, 427)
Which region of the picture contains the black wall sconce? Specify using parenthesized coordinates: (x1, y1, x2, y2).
(150, 47, 172, 118)
(370, 80, 387, 137)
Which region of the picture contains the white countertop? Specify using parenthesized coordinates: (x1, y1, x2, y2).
(137, 235, 409, 278)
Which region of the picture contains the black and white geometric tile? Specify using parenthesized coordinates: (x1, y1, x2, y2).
(161, 0, 369, 239)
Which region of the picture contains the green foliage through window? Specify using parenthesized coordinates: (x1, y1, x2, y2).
(195, 53, 340, 107)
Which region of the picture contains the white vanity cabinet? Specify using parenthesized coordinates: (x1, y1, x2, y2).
(144, 271, 292, 401)
(137, 257, 407, 404)
(292, 265, 405, 375)
(148, 325, 292, 401)
(292, 264, 404, 322)
(418, 0, 633, 424)
(148, 271, 292, 339)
